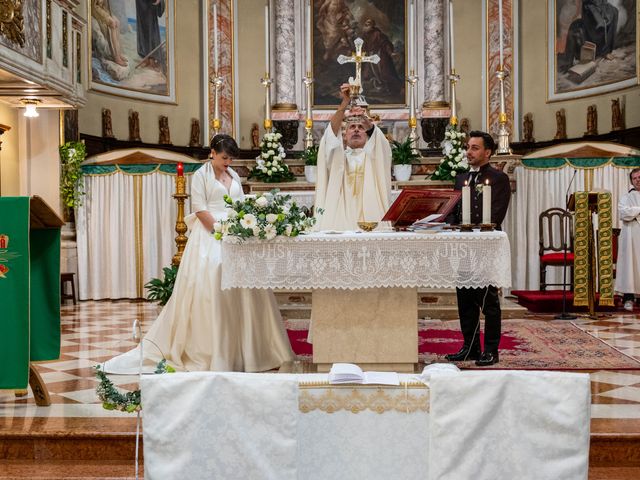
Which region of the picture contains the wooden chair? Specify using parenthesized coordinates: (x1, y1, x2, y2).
(539, 208, 574, 290)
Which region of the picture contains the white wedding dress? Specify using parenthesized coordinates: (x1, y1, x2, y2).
(104, 163, 294, 373)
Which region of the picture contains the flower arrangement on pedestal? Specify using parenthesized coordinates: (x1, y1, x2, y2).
(214, 190, 317, 241)
(431, 124, 468, 181)
(248, 131, 295, 183)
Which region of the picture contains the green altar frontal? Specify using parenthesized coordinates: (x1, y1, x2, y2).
(0, 196, 63, 390)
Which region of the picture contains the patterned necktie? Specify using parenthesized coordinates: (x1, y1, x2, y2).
(468, 171, 479, 187)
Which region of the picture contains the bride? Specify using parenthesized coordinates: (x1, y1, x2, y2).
(105, 134, 294, 373)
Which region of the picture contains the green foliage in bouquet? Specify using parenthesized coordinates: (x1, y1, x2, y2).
(391, 137, 420, 165)
(302, 145, 319, 166)
(59, 141, 87, 209)
(431, 124, 469, 182)
(248, 131, 295, 183)
(213, 189, 317, 241)
(144, 264, 178, 305)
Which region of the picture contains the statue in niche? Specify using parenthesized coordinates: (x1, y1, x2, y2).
(460, 118, 470, 136)
(522, 113, 534, 143)
(585, 105, 598, 136)
(251, 123, 260, 150)
(102, 108, 114, 138)
(554, 109, 567, 140)
(159, 115, 171, 145)
(189, 119, 201, 147)
(611, 98, 624, 131)
(128, 111, 141, 142)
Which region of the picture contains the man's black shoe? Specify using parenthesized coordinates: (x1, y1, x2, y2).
(445, 346, 481, 361)
(475, 351, 499, 366)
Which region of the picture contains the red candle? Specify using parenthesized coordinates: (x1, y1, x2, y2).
(176, 162, 184, 177)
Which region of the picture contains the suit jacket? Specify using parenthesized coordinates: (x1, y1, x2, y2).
(445, 163, 511, 229)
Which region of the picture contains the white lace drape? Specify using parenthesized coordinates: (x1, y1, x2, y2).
(76, 172, 190, 300)
(221, 231, 511, 290)
(506, 165, 631, 290)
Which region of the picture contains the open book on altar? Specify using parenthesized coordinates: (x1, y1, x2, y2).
(381, 189, 461, 230)
(328, 363, 400, 385)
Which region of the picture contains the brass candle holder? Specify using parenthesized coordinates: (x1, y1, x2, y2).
(480, 223, 496, 231)
(459, 223, 473, 232)
(172, 175, 189, 266)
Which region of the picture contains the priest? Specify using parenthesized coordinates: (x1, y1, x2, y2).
(314, 83, 392, 231)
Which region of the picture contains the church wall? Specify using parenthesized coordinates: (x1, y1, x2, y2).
(236, 0, 271, 150)
(0, 103, 20, 196)
(519, 0, 640, 141)
(453, 0, 484, 133)
(78, 0, 202, 147)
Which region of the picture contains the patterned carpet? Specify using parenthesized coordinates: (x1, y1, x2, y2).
(285, 318, 640, 370)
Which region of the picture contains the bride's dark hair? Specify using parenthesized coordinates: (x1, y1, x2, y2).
(210, 134, 240, 158)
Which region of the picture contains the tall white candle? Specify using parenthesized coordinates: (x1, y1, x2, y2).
(213, 3, 219, 72)
(306, 0, 312, 74)
(462, 180, 470, 225)
(408, 1, 414, 72)
(482, 180, 492, 224)
(498, 0, 504, 68)
(449, 0, 455, 71)
(264, 3, 270, 75)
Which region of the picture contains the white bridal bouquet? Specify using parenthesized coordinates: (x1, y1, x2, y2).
(431, 124, 469, 182)
(249, 131, 295, 183)
(213, 190, 316, 240)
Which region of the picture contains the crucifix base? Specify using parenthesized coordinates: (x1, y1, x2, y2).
(311, 287, 418, 372)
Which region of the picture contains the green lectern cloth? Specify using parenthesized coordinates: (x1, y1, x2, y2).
(0, 197, 60, 389)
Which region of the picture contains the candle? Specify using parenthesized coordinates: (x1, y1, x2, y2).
(449, 0, 455, 71)
(176, 162, 184, 177)
(482, 179, 492, 224)
(306, 0, 312, 75)
(407, 0, 414, 73)
(462, 180, 470, 225)
(498, 0, 504, 68)
(213, 3, 219, 72)
(264, 3, 270, 75)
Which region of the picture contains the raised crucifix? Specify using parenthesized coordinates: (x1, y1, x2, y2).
(337, 38, 380, 104)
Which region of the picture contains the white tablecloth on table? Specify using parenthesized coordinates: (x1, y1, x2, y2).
(221, 231, 511, 290)
(141, 370, 590, 480)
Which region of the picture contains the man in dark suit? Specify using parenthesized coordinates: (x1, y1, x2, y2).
(444, 131, 511, 366)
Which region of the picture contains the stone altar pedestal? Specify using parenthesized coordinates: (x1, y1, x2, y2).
(312, 288, 418, 372)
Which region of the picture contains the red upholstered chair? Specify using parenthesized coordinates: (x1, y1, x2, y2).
(539, 208, 574, 290)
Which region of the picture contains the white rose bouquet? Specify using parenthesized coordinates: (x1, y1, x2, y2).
(249, 131, 295, 183)
(215, 189, 316, 241)
(431, 124, 469, 182)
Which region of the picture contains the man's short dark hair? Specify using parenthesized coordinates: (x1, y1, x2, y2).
(630, 167, 640, 182)
(468, 130, 496, 156)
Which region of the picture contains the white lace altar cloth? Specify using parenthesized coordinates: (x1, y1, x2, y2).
(221, 230, 511, 290)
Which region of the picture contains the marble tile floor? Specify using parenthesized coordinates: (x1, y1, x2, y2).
(2, 301, 640, 478)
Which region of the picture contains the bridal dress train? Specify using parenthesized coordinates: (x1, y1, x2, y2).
(104, 163, 294, 373)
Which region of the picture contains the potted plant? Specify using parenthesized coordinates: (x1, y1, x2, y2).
(391, 137, 419, 182)
(145, 264, 179, 306)
(302, 145, 318, 183)
(59, 141, 87, 222)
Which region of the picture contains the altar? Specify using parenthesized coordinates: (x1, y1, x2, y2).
(221, 230, 511, 371)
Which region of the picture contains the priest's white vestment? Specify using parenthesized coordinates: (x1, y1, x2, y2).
(315, 124, 391, 231)
(615, 188, 640, 294)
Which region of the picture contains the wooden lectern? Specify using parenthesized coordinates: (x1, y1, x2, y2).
(0, 196, 63, 405)
(382, 189, 461, 230)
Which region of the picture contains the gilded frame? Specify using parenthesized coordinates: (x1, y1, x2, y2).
(547, 0, 638, 102)
(88, 0, 176, 103)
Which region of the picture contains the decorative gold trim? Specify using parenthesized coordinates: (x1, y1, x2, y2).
(298, 385, 430, 414)
(272, 103, 298, 111)
(133, 176, 144, 298)
(0, 0, 25, 47)
(62, 10, 68, 68)
(46, 0, 52, 58)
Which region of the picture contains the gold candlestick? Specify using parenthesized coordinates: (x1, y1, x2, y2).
(261, 74, 273, 133)
(495, 68, 511, 155)
(172, 175, 189, 266)
(303, 72, 314, 149)
(407, 68, 419, 154)
(211, 73, 223, 135)
(449, 69, 460, 126)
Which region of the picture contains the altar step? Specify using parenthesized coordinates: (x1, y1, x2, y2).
(1, 419, 638, 479)
(274, 289, 528, 321)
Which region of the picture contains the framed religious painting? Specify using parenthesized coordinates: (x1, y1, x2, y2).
(89, 0, 176, 103)
(547, 0, 638, 101)
(311, 0, 407, 108)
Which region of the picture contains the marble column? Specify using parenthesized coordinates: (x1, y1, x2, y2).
(273, 0, 299, 149)
(421, 0, 449, 148)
